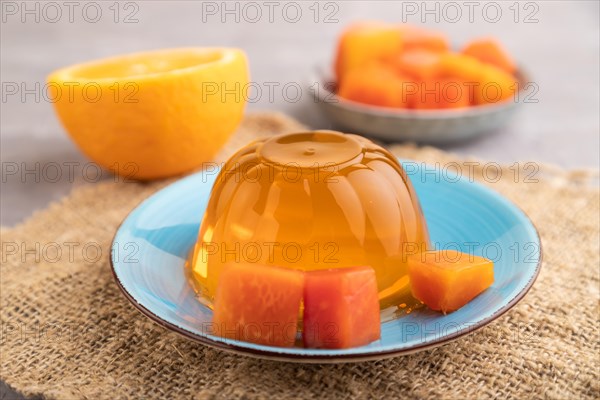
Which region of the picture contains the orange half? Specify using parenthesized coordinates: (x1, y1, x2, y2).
(48, 48, 249, 180)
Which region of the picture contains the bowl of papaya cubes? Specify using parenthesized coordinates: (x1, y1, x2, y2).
(313, 22, 528, 143)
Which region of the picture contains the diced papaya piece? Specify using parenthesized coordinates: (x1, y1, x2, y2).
(462, 38, 516, 74)
(438, 53, 516, 105)
(474, 65, 518, 105)
(303, 266, 381, 349)
(398, 24, 449, 53)
(408, 250, 494, 313)
(438, 53, 485, 82)
(392, 50, 443, 81)
(338, 63, 413, 108)
(335, 22, 403, 85)
(212, 263, 303, 347)
(413, 79, 471, 110)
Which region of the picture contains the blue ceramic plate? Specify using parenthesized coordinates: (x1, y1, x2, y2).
(110, 161, 541, 363)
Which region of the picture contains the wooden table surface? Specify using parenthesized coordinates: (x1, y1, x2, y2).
(0, 0, 598, 397)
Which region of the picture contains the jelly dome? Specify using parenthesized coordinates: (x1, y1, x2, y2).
(188, 130, 429, 310)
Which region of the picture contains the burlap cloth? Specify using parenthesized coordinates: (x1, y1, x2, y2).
(1, 113, 599, 400)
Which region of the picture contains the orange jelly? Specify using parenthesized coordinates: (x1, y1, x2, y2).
(187, 131, 430, 310)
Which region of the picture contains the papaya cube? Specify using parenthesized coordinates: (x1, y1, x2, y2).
(474, 65, 518, 105)
(437, 53, 516, 105)
(392, 50, 443, 81)
(408, 250, 494, 313)
(335, 22, 402, 84)
(398, 24, 449, 53)
(413, 79, 471, 110)
(438, 53, 485, 82)
(338, 63, 412, 108)
(212, 263, 303, 347)
(462, 38, 516, 74)
(303, 266, 381, 349)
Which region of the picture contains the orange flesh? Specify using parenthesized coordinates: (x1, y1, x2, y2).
(62, 49, 225, 80)
(408, 250, 494, 313)
(47, 48, 249, 180)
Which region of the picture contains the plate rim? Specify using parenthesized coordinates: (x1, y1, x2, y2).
(109, 164, 543, 363)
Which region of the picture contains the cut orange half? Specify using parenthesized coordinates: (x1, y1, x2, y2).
(48, 48, 249, 180)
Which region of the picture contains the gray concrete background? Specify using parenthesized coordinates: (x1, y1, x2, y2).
(0, 0, 599, 397)
(2, 1, 599, 227)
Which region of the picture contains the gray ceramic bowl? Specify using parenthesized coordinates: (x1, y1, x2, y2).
(311, 69, 527, 144)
